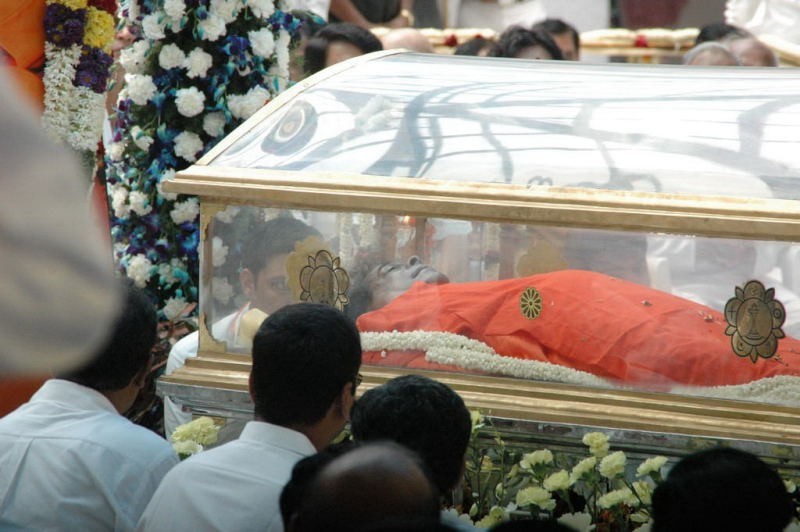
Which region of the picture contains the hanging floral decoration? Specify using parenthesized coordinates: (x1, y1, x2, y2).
(42, 0, 116, 152)
(105, 0, 304, 319)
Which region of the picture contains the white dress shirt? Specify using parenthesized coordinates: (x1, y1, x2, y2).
(138, 421, 316, 532)
(0, 380, 179, 531)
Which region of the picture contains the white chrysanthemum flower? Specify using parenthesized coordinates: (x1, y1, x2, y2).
(185, 48, 214, 78)
(128, 190, 152, 216)
(543, 470, 572, 492)
(170, 197, 200, 225)
(520, 449, 553, 469)
(173, 131, 203, 162)
(212, 276, 235, 305)
(599, 451, 627, 479)
(163, 296, 187, 321)
(212, 236, 229, 267)
(130, 125, 154, 152)
(163, 0, 186, 20)
(119, 40, 150, 74)
(227, 86, 270, 119)
(214, 205, 240, 224)
(203, 112, 226, 137)
(210, 0, 240, 23)
(110, 185, 130, 218)
(516, 486, 555, 511)
(126, 254, 153, 288)
(108, 141, 126, 161)
(158, 43, 186, 69)
(632, 522, 653, 532)
(786, 480, 797, 493)
(198, 14, 227, 41)
(570, 456, 597, 482)
(158, 169, 179, 201)
(142, 13, 166, 40)
(474, 506, 508, 529)
(557, 512, 594, 532)
(248, 28, 275, 58)
(172, 440, 202, 457)
(598, 487, 637, 509)
(632, 480, 653, 505)
(636, 456, 667, 477)
(272, 29, 291, 81)
(171, 416, 219, 446)
(124, 74, 157, 106)
(246, 0, 274, 18)
(583, 432, 610, 458)
(175, 86, 206, 117)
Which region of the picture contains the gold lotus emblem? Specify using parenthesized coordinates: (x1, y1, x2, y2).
(724, 280, 785, 362)
(298, 250, 349, 310)
(520, 287, 543, 320)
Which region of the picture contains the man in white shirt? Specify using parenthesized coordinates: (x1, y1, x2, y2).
(139, 302, 362, 532)
(163, 217, 321, 439)
(0, 282, 179, 532)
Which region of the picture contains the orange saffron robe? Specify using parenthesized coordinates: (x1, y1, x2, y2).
(0, 0, 46, 110)
(358, 270, 800, 388)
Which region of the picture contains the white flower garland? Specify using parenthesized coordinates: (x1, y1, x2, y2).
(360, 330, 612, 388)
(673, 375, 800, 406)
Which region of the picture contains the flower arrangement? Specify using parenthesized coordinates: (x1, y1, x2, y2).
(105, 0, 306, 319)
(461, 412, 800, 531)
(169, 415, 221, 459)
(42, 0, 116, 154)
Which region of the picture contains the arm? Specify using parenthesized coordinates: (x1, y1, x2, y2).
(329, 0, 373, 28)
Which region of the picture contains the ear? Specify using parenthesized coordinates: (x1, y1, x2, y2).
(240, 268, 256, 300)
(248, 372, 255, 404)
(131, 354, 154, 389)
(337, 381, 356, 422)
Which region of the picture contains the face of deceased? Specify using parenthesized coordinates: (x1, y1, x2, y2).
(366, 256, 449, 311)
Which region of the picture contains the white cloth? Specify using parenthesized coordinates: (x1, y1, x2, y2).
(0, 380, 178, 531)
(445, 0, 546, 32)
(726, 0, 800, 44)
(287, 0, 330, 20)
(137, 421, 316, 532)
(0, 71, 120, 375)
(163, 308, 249, 439)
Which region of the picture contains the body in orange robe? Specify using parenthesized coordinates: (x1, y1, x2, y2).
(0, 1, 46, 111)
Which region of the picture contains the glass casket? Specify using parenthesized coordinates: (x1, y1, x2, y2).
(161, 51, 800, 461)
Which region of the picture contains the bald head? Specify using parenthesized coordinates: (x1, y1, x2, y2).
(727, 37, 778, 67)
(380, 28, 434, 53)
(684, 42, 739, 66)
(292, 443, 440, 532)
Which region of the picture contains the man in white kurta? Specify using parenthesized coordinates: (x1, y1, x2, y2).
(139, 303, 363, 532)
(0, 283, 178, 531)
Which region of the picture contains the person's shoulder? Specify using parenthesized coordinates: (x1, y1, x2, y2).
(166, 330, 200, 374)
(91, 414, 177, 463)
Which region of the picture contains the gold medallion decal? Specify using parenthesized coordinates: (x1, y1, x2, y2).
(520, 287, 543, 320)
(724, 280, 786, 363)
(298, 250, 350, 311)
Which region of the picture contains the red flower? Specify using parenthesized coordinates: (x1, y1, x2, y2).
(88, 0, 118, 14)
(444, 33, 458, 47)
(634, 34, 649, 48)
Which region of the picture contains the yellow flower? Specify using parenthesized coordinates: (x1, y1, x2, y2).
(480, 455, 494, 472)
(557, 512, 594, 531)
(632, 480, 653, 505)
(516, 486, 556, 511)
(636, 456, 667, 477)
(475, 506, 508, 528)
(84, 7, 116, 51)
(470, 410, 484, 429)
(520, 449, 553, 469)
(170, 416, 220, 446)
(599, 451, 627, 479)
(785, 479, 797, 493)
(570, 456, 597, 482)
(172, 440, 202, 458)
(55, 0, 89, 9)
(582, 432, 610, 458)
(598, 487, 637, 509)
(543, 470, 572, 492)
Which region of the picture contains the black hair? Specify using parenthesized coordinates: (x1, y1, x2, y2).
(489, 26, 564, 60)
(454, 36, 493, 56)
(60, 280, 157, 391)
(304, 22, 383, 76)
(280, 441, 357, 528)
(240, 216, 321, 275)
(652, 447, 793, 532)
(533, 18, 580, 52)
(251, 303, 361, 425)
(695, 22, 751, 46)
(351, 375, 472, 495)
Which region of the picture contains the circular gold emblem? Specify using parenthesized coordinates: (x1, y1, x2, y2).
(724, 280, 786, 362)
(298, 250, 350, 311)
(520, 287, 543, 320)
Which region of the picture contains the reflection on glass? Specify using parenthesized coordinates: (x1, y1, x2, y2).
(205, 206, 800, 407)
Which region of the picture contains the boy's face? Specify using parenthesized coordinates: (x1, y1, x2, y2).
(250, 253, 292, 314)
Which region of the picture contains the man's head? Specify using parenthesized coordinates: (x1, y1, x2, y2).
(250, 303, 361, 444)
(291, 442, 441, 532)
(240, 217, 321, 314)
(304, 23, 383, 76)
(59, 281, 157, 411)
(351, 375, 471, 496)
(489, 26, 564, 61)
(533, 19, 580, 61)
(694, 22, 750, 46)
(726, 37, 778, 67)
(347, 256, 449, 318)
(380, 28, 434, 53)
(652, 447, 793, 532)
(454, 36, 493, 57)
(683, 42, 739, 66)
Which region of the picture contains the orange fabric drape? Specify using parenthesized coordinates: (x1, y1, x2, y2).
(0, 377, 46, 417)
(0, 0, 47, 110)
